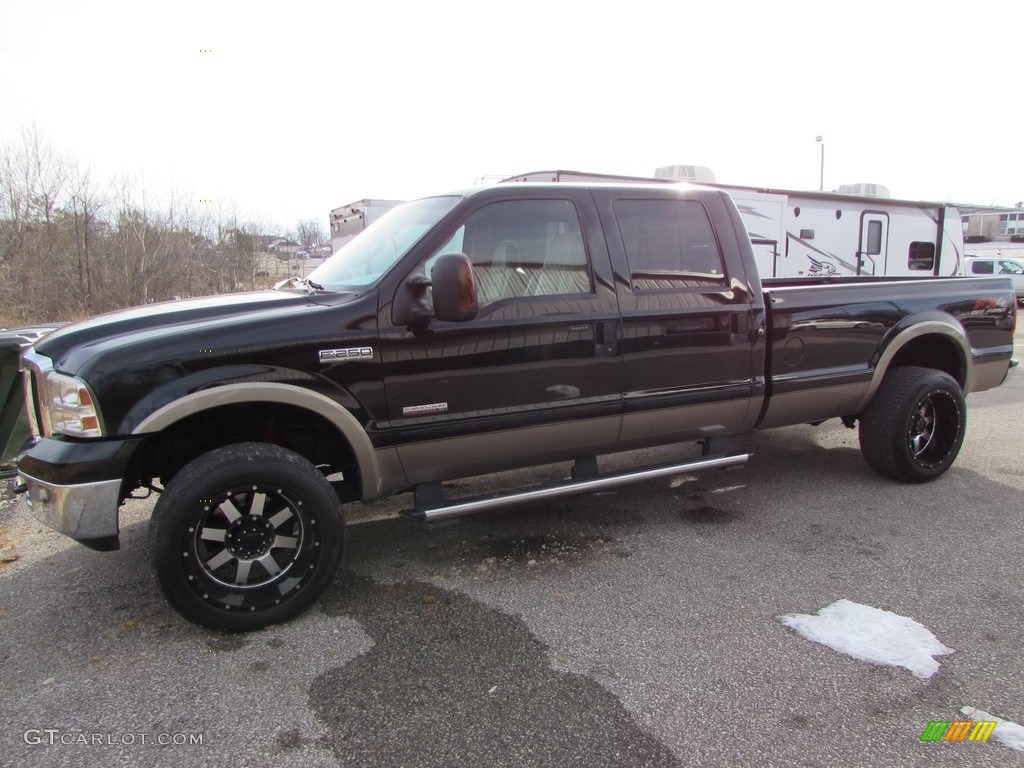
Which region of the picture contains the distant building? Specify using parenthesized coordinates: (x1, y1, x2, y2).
(268, 239, 302, 256)
(961, 204, 1024, 255)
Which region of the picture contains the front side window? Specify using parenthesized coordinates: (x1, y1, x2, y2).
(613, 199, 726, 290)
(998, 260, 1024, 275)
(424, 199, 591, 308)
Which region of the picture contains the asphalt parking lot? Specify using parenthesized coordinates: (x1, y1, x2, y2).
(1, 338, 1022, 768)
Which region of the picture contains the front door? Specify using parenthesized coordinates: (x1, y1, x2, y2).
(378, 190, 623, 485)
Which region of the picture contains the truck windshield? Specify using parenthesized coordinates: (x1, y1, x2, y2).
(308, 195, 461, 291)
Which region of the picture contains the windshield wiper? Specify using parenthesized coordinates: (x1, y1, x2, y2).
(273, 276, 327, 295)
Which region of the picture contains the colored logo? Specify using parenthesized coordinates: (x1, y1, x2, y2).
(920, 720, 997, 742)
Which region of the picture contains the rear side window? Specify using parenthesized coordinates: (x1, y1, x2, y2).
(970, 260, 994, 275)
(613, 199, 726, 290)
(908, 242, 935, 271)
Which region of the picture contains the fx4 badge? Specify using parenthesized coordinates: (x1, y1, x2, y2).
(319, 347, 373, 363)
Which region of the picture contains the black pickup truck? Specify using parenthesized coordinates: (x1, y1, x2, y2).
(6, 182, 1018, 630)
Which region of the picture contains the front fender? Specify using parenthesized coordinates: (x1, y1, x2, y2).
(115, 365, 365, 433)
(132, 382, 388, 499)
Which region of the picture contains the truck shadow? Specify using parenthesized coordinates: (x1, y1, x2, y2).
(310, 572, 683, 767)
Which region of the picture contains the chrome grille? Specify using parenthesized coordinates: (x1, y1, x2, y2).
(21, 349, 53, 438)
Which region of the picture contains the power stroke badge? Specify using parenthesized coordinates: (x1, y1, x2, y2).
(402, 402, 449, 416)
(319, 347, 374, 363)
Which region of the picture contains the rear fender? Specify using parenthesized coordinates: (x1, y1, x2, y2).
(856, 318, 969, 413)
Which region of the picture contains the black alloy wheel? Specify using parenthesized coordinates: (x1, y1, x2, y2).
(859, 366, 966, 483)
(149, 442, 346, 631)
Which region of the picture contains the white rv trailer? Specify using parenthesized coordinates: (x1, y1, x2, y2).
(503, 170, 966, 279)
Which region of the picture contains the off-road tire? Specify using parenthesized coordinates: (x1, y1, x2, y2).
(149, 442, 345, 631)
(858, 366, 966, 483)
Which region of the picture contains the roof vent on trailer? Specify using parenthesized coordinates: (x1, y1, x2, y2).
(654, 165, 717, 183)
(837, 183, 890, 199)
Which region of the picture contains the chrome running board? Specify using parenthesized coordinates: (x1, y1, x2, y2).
(405, 452, 750, 523)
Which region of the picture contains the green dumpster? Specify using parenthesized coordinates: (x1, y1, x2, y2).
(0, 326, 60, 479)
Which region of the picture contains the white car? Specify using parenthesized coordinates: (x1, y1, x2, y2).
(965, 255, 1024, 305)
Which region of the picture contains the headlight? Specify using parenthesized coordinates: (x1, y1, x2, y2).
(44, 372, 103, 437)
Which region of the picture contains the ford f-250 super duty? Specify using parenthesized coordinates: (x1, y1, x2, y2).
(8, 182, 1018, 630)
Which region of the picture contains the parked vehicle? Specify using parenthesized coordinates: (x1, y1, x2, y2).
(965, 255, 1024, 305)
(7, 181, 1017, 630)
(0, 326, 61, 480)
(505, 170, 967, 279)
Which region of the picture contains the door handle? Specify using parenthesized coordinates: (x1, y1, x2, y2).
(595, 320, 618, 357)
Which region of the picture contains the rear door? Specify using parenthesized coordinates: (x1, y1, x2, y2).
(591, 187, 759, 447)
(378, 189, 623, 484)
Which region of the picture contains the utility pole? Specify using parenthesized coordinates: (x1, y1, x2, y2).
(816, 136, 824, 191)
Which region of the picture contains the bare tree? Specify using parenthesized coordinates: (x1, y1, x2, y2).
(65, 165, 110, 315)
(0, 125, 293, 326)
(0, 125, 77, 323)
(295, 218, 326, 251)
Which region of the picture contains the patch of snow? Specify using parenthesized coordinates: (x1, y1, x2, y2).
(779, 599, 954, 679)
(960, 706, 1024, 753)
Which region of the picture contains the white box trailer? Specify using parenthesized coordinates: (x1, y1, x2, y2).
(503, 170, 966, 279)
(330, 199, 403, 254)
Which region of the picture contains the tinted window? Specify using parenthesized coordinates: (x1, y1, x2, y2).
(970, 261, 994, 275)
(613, 199, 726, 290)
(425, 199, 591, 307)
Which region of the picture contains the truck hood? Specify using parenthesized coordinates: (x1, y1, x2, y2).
(35, 289, 360, 373)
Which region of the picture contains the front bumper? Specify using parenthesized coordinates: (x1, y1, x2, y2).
(17, 435, 144, 551)
(20, 472, 122, 550)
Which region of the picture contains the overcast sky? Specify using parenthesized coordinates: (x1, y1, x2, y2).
(1, 0, 1020, 232)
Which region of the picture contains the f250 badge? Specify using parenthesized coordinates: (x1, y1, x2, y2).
(319, 347, 374, 363)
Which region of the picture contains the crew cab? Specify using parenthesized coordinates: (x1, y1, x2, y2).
(8, 182, 1018, 630)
